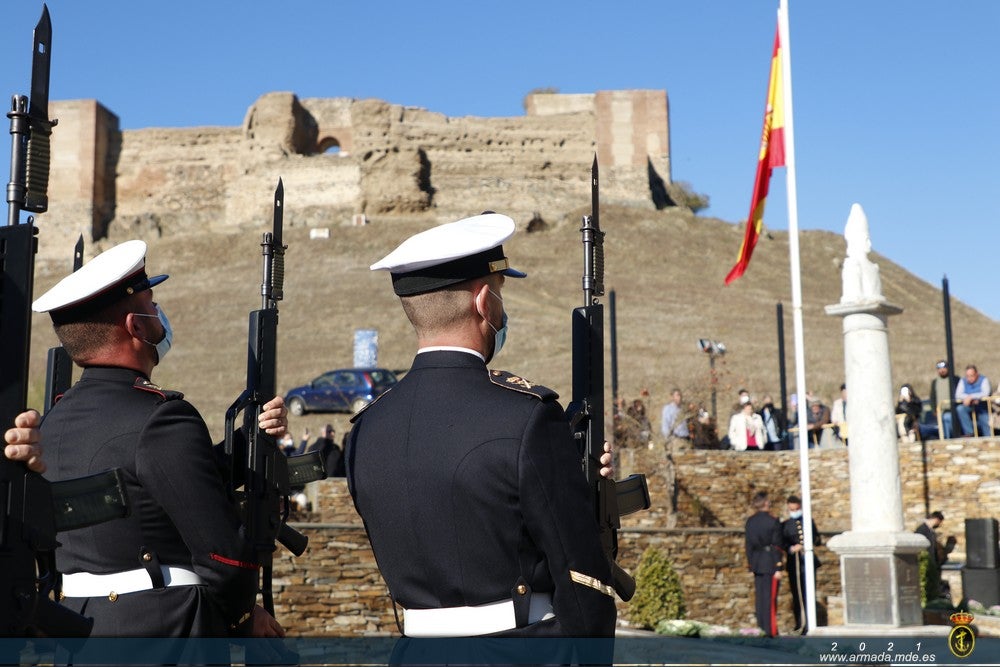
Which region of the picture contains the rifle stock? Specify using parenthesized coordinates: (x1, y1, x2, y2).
(568, 156, 650, 602)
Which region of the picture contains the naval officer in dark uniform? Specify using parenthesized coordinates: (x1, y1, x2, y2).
(745, 491, 784, 637)
(781, 495, 820, 634)
(347, 213, 617, 640)
(31, 240, 286, 638)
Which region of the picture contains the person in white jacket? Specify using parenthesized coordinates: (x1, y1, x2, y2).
(729, 400, 766, 451)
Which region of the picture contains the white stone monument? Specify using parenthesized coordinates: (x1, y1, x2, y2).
(824, 204, 930, 628)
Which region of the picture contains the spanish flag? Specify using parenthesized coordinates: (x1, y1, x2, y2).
(724, 26, 786, 285)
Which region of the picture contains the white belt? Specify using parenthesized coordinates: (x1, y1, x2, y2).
(62, 566, 205, 598)
(403, 592, 554, 638)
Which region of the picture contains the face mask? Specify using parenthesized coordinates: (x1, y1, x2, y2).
(133, 304, 173, 364)
(482, 289, 508, 363)
(789, 510, 803, 519)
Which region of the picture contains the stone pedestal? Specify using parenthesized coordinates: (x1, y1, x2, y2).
(824, 299, 929, 628)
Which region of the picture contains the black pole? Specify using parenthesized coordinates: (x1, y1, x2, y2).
(943, 276, 958, 438)
(777, 303, 790, 450)
(609, 289, 618, 407)
(777, 303, 788, 416)
(710, 354, 718, 424)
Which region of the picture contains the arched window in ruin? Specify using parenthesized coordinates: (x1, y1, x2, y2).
(318, 136, 342, 155)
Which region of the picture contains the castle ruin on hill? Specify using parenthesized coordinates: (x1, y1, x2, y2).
(39, 89, 671, 258)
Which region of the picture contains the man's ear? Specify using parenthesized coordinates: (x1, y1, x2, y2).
(124, 312, 144, 340)
(473, 281, 492, 319)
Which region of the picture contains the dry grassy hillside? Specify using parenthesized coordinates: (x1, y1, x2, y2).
(27, 205, 1000, 441)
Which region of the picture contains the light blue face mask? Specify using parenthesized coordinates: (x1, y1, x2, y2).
(484, 289, 508, 363)
(133, 304, 174, 365)
(789, 510, 803, 519)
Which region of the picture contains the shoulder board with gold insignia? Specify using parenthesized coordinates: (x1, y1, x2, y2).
(349, 385, 395, 424)
(132, 377, 184, 402)
(488, 369, 558, 400)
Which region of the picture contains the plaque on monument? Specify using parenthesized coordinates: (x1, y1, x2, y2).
(844, 557, 892, 624)
(896, 553, 923, 625)
(843, 555, 922, 626)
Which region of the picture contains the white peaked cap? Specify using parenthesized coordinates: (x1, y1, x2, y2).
(370, 213, 526, 296)
(33, 240, 168, 322)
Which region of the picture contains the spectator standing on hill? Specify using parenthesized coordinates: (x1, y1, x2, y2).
(956, 365, 992, 437)
(759, 395, 787, 451)
(929, 360, 958, 439)
(729, 401, 766, 451)
(660, 388, 690, 441)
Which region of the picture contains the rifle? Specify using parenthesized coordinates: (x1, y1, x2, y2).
(43, 235, 82, 412)
(568, 155, 650, 601)
(1, 6, 128, 637)
(224, 179, 325, 617)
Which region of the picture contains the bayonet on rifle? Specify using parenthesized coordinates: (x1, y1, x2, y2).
(225, 179, 324, 618)
(0, 5, 128, 638)
(569, 155, 650, 602)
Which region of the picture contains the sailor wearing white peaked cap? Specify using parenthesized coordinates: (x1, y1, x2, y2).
(32, 240, 168, 324)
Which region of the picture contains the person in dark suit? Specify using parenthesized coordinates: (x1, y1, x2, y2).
(781, 495, 820, 634)
(745, 491, 784, 637)
(307, 423, 344, 478)
(915, 511, 957, 600)
(30, 240, 286, 639)
(758, 395, 787, 450)
(347, 213, 617, 641)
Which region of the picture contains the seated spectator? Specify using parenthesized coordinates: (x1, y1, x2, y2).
(691, 408, 721, 450)
(729, 401, 766, 451)
(896, 384, 922, 441)
(928, 360, 957, 439)
(956, 365, 991, 437)
(627, 398, 652, 445)
(806, 400, 831, 448)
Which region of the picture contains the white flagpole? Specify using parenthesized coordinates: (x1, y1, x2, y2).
(778, 0, 818, 634)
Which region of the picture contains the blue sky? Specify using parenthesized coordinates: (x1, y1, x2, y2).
(4, 1, 998, 318)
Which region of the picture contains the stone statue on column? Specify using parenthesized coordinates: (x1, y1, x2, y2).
(821, 203, 936, 633)
(840, 203, 884, 304)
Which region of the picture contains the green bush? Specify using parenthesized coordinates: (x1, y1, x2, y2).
(918, 550, 940, 606)
(630, 547, 686, 629)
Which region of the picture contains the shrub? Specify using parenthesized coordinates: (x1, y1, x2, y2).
(667, 181, 710, 213)
(918, 550, 941, 606)
(630, 547, 686, 629)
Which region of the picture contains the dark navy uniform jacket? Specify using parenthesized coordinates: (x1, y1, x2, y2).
(781, 517, 821, 568)
(745, 511, 784, 575)
(346, 350, 616, 637)
(41, 367, 258, 637)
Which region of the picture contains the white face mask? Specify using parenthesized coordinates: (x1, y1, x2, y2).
(132, 304, 173, 364)
(481, 289, 508, 363)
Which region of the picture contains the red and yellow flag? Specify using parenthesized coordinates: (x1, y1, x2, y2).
(724, 26, 786, 285)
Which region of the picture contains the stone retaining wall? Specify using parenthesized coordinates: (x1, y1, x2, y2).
(271, 436, 995, 636)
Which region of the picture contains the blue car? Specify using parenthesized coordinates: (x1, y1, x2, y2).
(285, 368, 398, 416)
